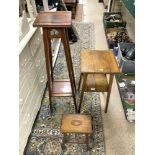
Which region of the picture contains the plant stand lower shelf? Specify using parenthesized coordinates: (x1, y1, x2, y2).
(51, 80, 72, 96)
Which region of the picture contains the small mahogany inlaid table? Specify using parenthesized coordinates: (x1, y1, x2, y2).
(33, 11, 77, 113)
(60, 114, 93, 150)
(78, 49, 120, 113)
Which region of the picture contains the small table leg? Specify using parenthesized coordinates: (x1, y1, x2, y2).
(62, 133, 67, 150)
(78, 73, 83, 91)
(86, 134, 89, 151)
(79, 74, 87, 113)
(43, 28, 53, 113)
(105, 74, 114, 113)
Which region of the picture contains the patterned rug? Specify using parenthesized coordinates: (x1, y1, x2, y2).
(24, 22, 105, 155)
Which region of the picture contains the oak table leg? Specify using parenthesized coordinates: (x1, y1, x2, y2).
(105, 74, 114, 113)
(79, 74, 87, 113)
(78, 73, 83, 91)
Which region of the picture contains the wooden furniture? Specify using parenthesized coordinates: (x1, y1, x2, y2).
(61, 114, 93, 150)
(33, 11, 77, 113)
(64, 0, 77, 19)
(78, 49, 120, 113)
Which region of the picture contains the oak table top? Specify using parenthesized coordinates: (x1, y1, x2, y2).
(80, 49, 120, 74)
(64, 0, 76, 3)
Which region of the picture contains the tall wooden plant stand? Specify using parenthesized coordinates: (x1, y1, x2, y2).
(33, 11, 77, 113)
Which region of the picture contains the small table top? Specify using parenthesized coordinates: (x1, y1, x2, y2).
(33, 11, 72, 28)
(64, 0, 76, 3)
(81, 49, 120, 74)
(61, 114, 92, 134)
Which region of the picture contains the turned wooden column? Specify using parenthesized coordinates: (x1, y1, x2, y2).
(33, 11, 77, 113)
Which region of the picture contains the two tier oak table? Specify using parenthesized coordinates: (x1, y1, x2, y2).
(78, 49, 120, 113)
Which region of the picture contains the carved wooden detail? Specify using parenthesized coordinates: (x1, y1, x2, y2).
(50, 29, 61, 38)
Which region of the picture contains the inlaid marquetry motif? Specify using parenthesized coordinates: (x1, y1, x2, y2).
(50, 29, 60, 38)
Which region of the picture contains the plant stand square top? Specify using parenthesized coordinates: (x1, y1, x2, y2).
(33, 11, 72, 28)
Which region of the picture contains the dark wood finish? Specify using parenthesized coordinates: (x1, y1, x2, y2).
(64, 0, 77, 19)
(61, 28, 77, 95)
(79, 73, 88, 112)
(64, 0, 76, 3)
(78, 73, 83, 91)
(33, 11, 77, 113)
(105, 74, 114, 113)
(60, 114, 93, 150)
(61, 28, 77, 107)
(33, 11, 72, 27)
(79, 50, 120, 113)
(42, 28, 52, 110)
(98, 0, 103, 3)
(51, 80, 72, 96)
